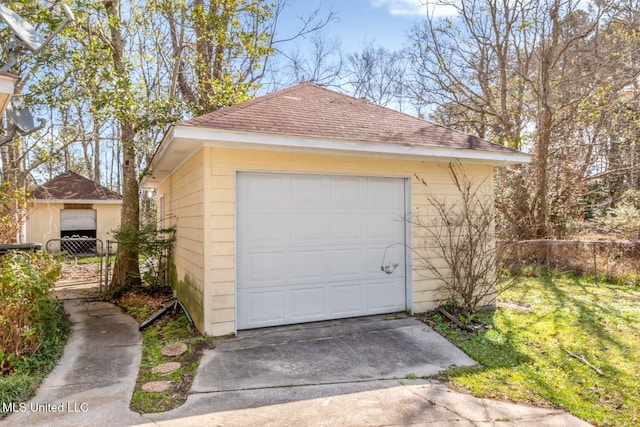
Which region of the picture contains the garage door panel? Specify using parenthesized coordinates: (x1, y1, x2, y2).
(329, 213, 362, 240)
(331, 177, 362, 206)
(240, 250, 286, 284)
(367, 213, 404, 241)
(290, 250, 325, 279)
(329, 284, 364, 315)
(367, 280, 405, 311)
(243, 289, 286, 324)
(291, 175, 327, 206)
(243, 212, 286, 242)
(327, 249, 363, 278)
(244, 174, 287, 206)
(291, 213, 327, 240)
(367, 178, 404, 206)
(237, 172, 407, 329)
(60, 209, 96, 231)
(291, 287, 325, 318)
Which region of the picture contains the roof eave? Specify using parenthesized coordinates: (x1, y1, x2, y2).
(141, 125, 532, 188)
(0, 73, 16, 115)
(31, 199, 123, 204)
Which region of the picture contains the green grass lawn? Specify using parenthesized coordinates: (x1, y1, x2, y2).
(419, 273, 640, 427)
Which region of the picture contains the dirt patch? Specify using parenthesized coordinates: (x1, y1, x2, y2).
(54, 262, 103, 299)
(497, 300, 532, 312)
(118, 291, 170, 317)
(58, 262, 101, 283)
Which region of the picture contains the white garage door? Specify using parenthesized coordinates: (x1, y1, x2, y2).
(60, 209, 96, 231)
(236, 172, 407, 329)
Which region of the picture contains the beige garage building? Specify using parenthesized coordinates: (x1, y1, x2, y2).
(26, 171, 121, 253)
(141, 83, 529, 336)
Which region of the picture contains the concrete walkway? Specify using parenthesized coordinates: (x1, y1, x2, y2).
(2, 299, 147, 427)
(1, 299, 592, 427)
(140, 379, 591, 427)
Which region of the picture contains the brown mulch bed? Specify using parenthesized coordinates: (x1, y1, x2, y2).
(117, 291, 170, 318)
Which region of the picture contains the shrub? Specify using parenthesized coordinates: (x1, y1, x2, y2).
(0, 299, 68, 419)
(0, 182, 30, 244)
(0, 251, 61, 373)
(412, 163, 509, 316)
(601, 190, 640, 239)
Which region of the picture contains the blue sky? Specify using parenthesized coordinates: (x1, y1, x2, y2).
(276, 0, 430, 53)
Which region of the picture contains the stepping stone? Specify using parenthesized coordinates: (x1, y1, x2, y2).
(152, 362, 181, 374)
(161, 343, 187, 357)
(142, 381, 171, 392)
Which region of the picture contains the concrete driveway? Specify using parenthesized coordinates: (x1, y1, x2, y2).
(192, 314, 475, 393)
(141, 314, 590, 427)
(4, 302, 591, 427)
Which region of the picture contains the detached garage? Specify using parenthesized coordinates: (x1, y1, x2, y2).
(141, 83, 529, 336)
(26, 171, 122, 253)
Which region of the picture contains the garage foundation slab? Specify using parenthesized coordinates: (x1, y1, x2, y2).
(191, 314, 476, 393)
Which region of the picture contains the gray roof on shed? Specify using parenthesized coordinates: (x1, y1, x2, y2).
(178, 83, 516, 154)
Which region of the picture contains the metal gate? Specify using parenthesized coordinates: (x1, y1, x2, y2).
(46, 237, 105, 294)
(105, 238, 172, 293)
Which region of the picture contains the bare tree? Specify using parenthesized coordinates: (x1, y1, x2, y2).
(346, 42, 407, 109)
(278, 33, 343, 87)
(412, 163, 503, 315)
(406, 0, 528, 147)
(407, 0, 639, 239)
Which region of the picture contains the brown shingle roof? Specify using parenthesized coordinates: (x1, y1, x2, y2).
(31, 171, 121, 201)
(178, 83, 515, 153)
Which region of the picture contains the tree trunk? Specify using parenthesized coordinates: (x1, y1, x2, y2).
(532, 0, 561, 239)
(110, 127, 141, 294)
(93, 119, 101, 185)
(104, 0, 141, 294)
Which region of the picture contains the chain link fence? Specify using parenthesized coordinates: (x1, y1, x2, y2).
(45, 237, 104, 292)
(106, 233, 173, 294)
(46, 236, 100, 256)
(498, 239, 640, 283)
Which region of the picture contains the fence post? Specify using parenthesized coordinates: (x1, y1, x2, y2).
(593, 241, 598, 282)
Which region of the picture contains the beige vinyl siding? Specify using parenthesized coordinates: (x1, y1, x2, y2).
(199, 147, 495, 336)
(26, 202, 63, 245)
(96, 204, 121, 243)
(204, 149, 236, 336)
(158, 150, 206, 331)
(26, 202, 121, 252)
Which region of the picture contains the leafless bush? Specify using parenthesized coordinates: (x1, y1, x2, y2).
(412, 163, 507, 315)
